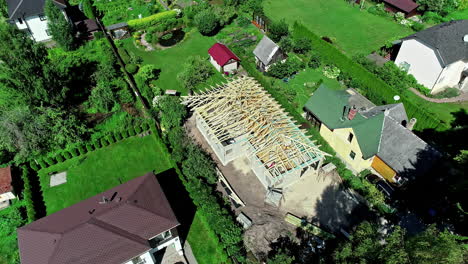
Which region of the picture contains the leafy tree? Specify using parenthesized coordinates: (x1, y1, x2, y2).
(406, 225, 466, 264)
(416, 0, 458, 15)
(194, 10, 219, 35)
(293, 37, 312, 54)
(89, 81, 116, 112)
(0, 24, 67, 105)
(82, 0, 96, 19)
(214, 5, 236, 26)
(279, 36, 293, 53)
(268, 19, 289, 42)
(135, 64, 161, 102)
(267, 252, 295, 264)
(182, 144, 218, 184)
(0, 203, 25, 264)
(378, 226, 410, 264)
(157, 96, 187, 130)
(334, 221, 381, 263)
(268, 57, 305, 79)
(308, 52, 321, 69)
(177, 56, 214, 91)
(44, 0, 76, 50)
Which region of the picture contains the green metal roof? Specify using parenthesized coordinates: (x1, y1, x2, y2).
(304, 85, 384, 159)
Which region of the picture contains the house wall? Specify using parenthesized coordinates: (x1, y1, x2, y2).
(319, 125, 373, 173)
(223, 61, 238, 73)
(394, 39, 443, 90)
(209, 56, 222, 72)
(123, 251, 155, 264)
(432, 60, 468, 94)
(14, 10, 68, 42)
(371, 155, 397, 182)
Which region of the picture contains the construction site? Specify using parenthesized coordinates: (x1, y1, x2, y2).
(184, 77, 367, 256)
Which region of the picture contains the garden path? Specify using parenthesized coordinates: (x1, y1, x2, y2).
(140, 33, 155, 51)
(410, 88, 468, 103)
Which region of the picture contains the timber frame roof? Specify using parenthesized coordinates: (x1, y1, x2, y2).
(184, 77, 328, 177)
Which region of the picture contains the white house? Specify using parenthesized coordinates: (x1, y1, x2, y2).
(394, 20, 468, 94)
(18, 173, 185, 264)
(253, 35, 286, 72)
(6, 0, 68, 42)
(208, 43, 240, 74)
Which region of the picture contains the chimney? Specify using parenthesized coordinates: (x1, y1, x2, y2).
(347, 106, 357, 120)
(407, 118, 417, 130)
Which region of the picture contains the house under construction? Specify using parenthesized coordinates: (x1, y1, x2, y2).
(184, 77, 329, 190)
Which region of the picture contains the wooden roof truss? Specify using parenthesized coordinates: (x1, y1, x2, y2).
(184, 77, 329, 179)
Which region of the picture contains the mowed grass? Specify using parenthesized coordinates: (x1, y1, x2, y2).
(264, 0, 413, 55)
(187, 212, 231, 264)
(39, 135, 172, 214)
(124, 29, 227, 95)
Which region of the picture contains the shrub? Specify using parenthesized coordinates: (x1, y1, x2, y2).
(82, 0, 96, 19)
(411, 22, 425, 31)
(121, 129, 129, 138)
(125, 64, 139, 74)
(308, 52, 321, 69)
(135, 125, 143, 134)
(93, 31, 104, 39)
(177, 56, 214, 90)
(55, 153, 65, 163)
(63, 151, 72, 159)
(86, 144, 94, 152)
(128, 127, 136, 136)
(114, 131, 123, 141)
(194, 10, 220, 35)
(21, 166, 36, 222)
(268, 19, 289, 42)
(93, 140, 101, 149)
(106, 134, 115, 144)
(161, 32, 173, 40)
(118, 48, 131, 64)
(322, 65, 341, 79)
(128, 10, 178, 30)
(70, 148, 79, 157)
(293, 37, 312, 54)
(44, 157, 55, 166)
(37, 158, 48, 169)
(78, 145, 86, 155)
(100, 137, 109, 147)
(29, 161, 40, 171)
(141, 122, 150, 131)
(279, 36, 293, 53)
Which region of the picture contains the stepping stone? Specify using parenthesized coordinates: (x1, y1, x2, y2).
(50, 172, 67, 187)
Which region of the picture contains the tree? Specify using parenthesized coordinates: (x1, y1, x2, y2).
(378, 226, 410, 264)
(89, 81, 116, 112)
(82, 0, 96, 19)
(194, 10, 219, 35)
(334, 221, 381, 263)
(279, 36, 293, 53)
(44, 0, 76, 50)
(406, 225, 466, 264)
(267, 252, 294, 264)
(182, 144, 218, 184)
(135, 64, 161, 102)
(0, 24, 67, 105)
(177, 56, 214, 91)
(157, 96, 187, 130)
(416, 0, 458, 15)
(293, 37, 312, 54)
(268, 19, 289, 42)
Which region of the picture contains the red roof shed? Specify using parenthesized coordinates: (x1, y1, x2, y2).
(208, 43, 240, 67)
(0, 166, 12, 194)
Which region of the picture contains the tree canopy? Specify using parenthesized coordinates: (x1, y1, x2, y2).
(44, 0, 76, 50)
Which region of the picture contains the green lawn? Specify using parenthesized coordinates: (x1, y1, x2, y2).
(264, 0, 413, 55)
(39, 135, 172, 214)
(187, 212, 231, 264)
(124, 29, 227, 95)
(446, 8, 468, 20)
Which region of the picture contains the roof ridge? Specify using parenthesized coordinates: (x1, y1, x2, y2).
(9, 0, 24, 19)
(88, 217, 150, 246)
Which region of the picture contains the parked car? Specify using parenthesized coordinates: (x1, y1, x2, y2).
(366, 174, 395, 198)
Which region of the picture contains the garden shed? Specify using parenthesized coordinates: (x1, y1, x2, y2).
(383, 0, 419, 18)
(253, 36, 286, 72)
(208, 43, 240, 74)
(106, 22, 130, 39)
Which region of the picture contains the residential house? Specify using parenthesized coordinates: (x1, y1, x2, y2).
(383, 0, 419, 18)
(304, 85, 439, 184)
(208, 43, 240, 74)
(6, 0, 68, 42)
(17, 172, 184, 264)
(253, 35, 286, 72)
(394, 20, 468, 94)
(0, 166, 15, 210)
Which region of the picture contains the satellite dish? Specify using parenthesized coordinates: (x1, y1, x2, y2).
(393, 95, 400, 101)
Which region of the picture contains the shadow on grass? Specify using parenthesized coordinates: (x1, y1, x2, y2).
(156, 168, 196, 242)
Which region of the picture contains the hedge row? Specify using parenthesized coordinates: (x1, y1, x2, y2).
(241, 60, 392, 214)
(127, 10, 178, 30)
(292, 22, 446, 131)
(29, 121, 152, 171)
(20, 166, 36, 223)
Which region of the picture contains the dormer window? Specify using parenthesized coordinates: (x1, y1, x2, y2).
(39, 14, 47, 21)
(347, 133, 353, 143)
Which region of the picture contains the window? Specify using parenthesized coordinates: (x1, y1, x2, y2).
(347, 133, 353, 143)
(131, 256, 146, 264)
(149, 230, 172, 246)
(399, 61, 410, 72)
(45, 29, 51, 36)
(349, 151, 356, 160)
(39, 14, 47, 21)
(18, 18, 23, 24)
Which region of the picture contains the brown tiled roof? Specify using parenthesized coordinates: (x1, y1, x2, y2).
(384, 0, 418, 13)
(18, 172, 179, 264)
(0, 166, 12, 194)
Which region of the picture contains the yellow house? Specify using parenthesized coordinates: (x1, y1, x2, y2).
(304, 85, 439, 184)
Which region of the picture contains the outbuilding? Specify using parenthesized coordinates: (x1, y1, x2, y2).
(208, 43, 240, 74)
(383, 0, 419, 18)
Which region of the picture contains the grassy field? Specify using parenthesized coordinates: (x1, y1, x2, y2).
(187, 212, 231, 264)
(264, 0, 413, 55)
(38, 135, 172, 214)
(446, 8, 468, 20)
(124, 29, 227, 95)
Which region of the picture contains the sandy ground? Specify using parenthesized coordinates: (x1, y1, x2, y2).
(185, 116, 364, 257)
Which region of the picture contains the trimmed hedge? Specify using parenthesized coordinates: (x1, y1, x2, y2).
(78, 145, 86, 156)
(63, 151, 72, 160)
(55, 153, 65, 163)
(292, 22, 446, 131)
(127, 10, 178, 30)
(20, 166, 36, 222)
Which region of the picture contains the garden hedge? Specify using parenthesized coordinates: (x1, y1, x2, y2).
(292, 22, 446, 131)
(78, 145, 86, 156)
(127, 10, 178, 30)
(20, 166, 36, 222)
(55, 153, 65, 163)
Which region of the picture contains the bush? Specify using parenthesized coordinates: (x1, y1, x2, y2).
(128, 10, 178, 30)
(141, 122, 150, 131)
(194, 10, 220, 35)
(70, 148, 79, 157)
(63, 151, 72, 159)
(411, 22, 425, 31)
(55, 153, 65, 163)
(100, 137, 109, 147)
(93, 31, 104, 39)
(82, 0, 96, 19)
(29, 161, 40, 171)
(268, 19, 289, 42)
(177, 56, 214, 90)
(44, 157, 55, 166)
(21, 166, 36, 222)
(78, 145, 86, 155)
(322, 65, 341, 79)
(37, 158, 48, 169)
(86, 144, 94, 152)
(161, 32, 173, 40)
(106, 134, 115, 144)
(293, 37, 312, 54)
(118, 48, 131, 64)
(125, 64, 139, 74)
(121, 129, 129, 138)
(308, 52, 321, 69)
(279, 36, 293, 53)
(93, 140, 101, 150)
(135, 125, 143, 134)
(128, 127, 136, 136)
(267, 56, 305, 79)
(114, 131, 123, 141)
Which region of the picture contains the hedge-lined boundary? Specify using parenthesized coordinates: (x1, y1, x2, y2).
(127, 10, 178, 30)
(29, 121, 153, 171)
(20, 166, 36, 223)
(241, 60, 392, 214)
(292, 22, 446, 131)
